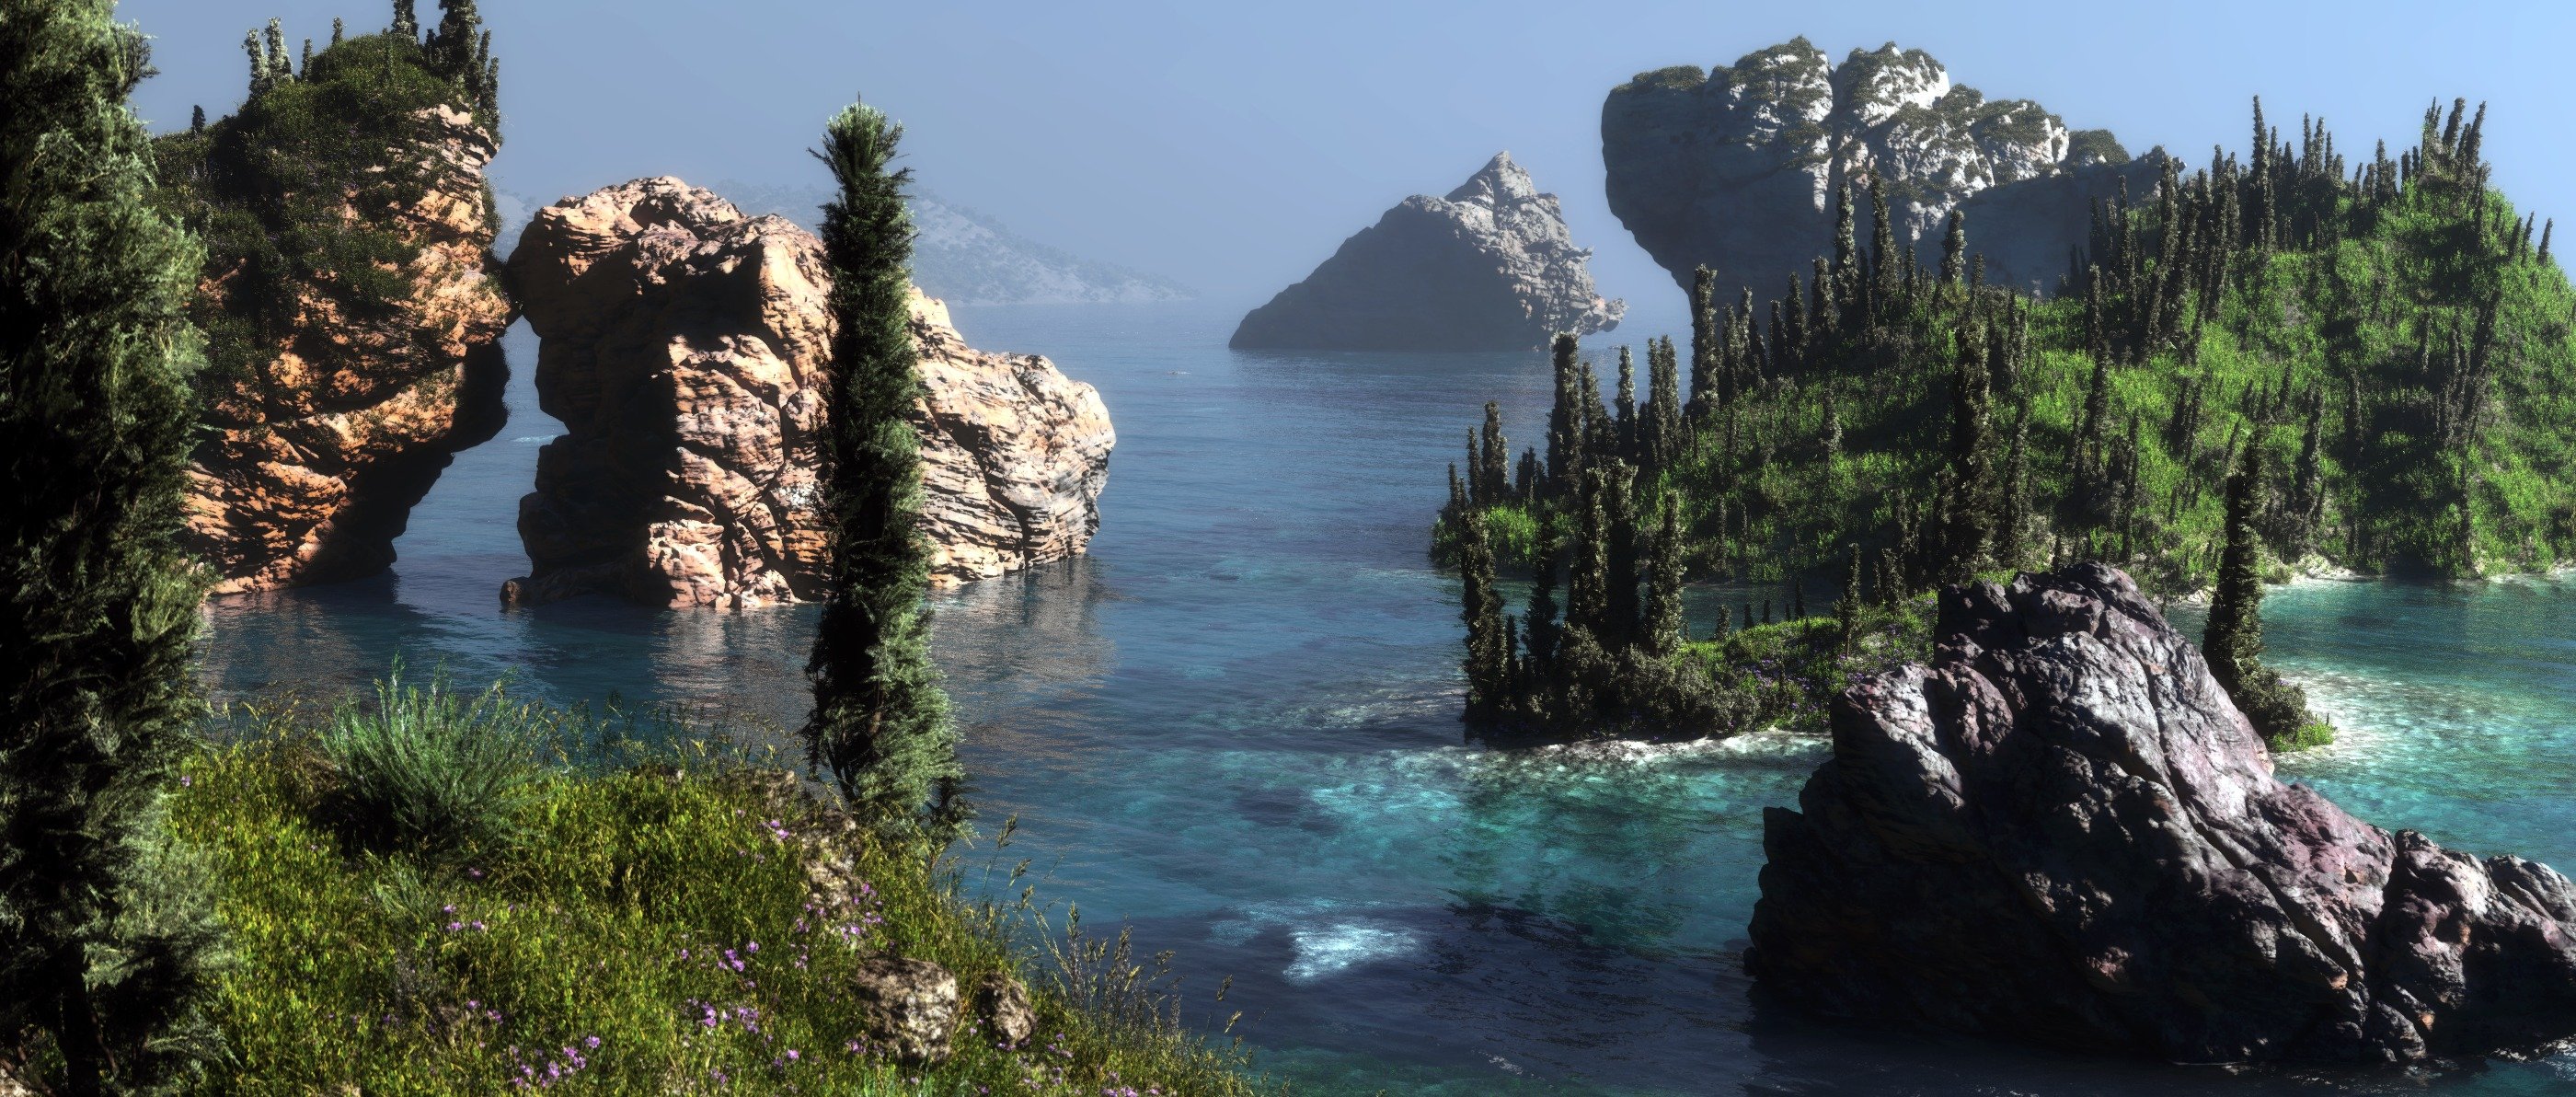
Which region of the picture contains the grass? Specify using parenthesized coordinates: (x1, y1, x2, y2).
(166, 687, 1269, 1095)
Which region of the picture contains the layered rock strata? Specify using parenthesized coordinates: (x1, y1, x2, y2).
(185, 105, 512, 594)
(1750, 563, 2576, 1063)
(1604, 40, 2162, 297)
(1230, 152, 1624, 351)
(502, 178, 1113, 608)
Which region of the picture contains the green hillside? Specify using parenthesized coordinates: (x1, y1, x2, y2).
(1437, 98, 2576, 742)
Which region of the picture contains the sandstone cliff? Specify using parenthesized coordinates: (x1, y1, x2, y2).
(1230, 153, 1624, 351)
(502, 178, 1113, 609)
(178, 103, 512, 595)
(1604, 40, 2162, 297)
(1751, 564, 2576, 1063)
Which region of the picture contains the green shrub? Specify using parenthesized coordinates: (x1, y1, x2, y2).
(171, 687, 1268, 1095)
(315, 669, 547, 859)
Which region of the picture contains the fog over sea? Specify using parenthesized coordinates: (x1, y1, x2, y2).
(203, 300, 2576, 1095)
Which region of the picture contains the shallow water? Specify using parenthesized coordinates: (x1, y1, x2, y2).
(202, 300, 2576, 1094)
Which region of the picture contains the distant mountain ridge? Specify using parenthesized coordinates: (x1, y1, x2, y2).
(495, 181, 1190, 306)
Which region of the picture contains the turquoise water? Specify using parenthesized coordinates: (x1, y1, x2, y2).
(201, 301, 2576, 1094)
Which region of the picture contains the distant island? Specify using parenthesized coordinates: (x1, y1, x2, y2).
(498, 181, 1193, 306)
(1231, 152, 1624, 352)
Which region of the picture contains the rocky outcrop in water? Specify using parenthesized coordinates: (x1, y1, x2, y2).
(502, 178, 1113, 608)
(1603, 40, 2161, 297)
(1230, 153, 1623, 351)
(183, 105, 512, 595)
(1749, 563, 2576, 1063)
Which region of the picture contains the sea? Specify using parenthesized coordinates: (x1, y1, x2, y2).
(201, 298, 2576, 1095)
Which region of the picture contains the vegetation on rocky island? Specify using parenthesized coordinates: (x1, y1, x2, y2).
(147, 0, 500, 401)
(1442, 97, 2574, 746)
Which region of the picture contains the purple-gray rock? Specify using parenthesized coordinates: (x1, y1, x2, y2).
(1749, 563, 2576, 1063)
(1230, 152, 1622, 352)
(1603, 40, 2163, 298)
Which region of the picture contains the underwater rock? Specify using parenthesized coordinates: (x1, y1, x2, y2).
(502, 178, 1114, 608)
(1603, 40, 2162, 297)
(1750, 562, 2576, 1063)
(1230, 152, 1623, 351)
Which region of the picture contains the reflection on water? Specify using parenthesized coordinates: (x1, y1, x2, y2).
(202, 302, 2576, 1094)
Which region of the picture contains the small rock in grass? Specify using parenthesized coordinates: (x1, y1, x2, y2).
(972, 971, 1036, 1047)
(851, 956, 958, 1064)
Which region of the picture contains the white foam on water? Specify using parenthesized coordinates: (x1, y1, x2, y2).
(1283, 921, 1422, 982)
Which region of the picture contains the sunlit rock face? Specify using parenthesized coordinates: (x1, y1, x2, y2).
(1603, 40, 2163, 298)
(1751, 563, 2576, 1063)
(503, 178, 1113, 609)
(1229, 152, 1624, 352)
(186, 105, 512, 595)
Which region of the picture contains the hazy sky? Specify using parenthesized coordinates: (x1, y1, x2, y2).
(122, 0, 2576, 312)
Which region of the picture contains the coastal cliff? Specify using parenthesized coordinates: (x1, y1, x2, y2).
(1604, 40, 2160, 296)
(502, 178, 1113, 608)
(1231, 153, 1623, 352)
(155, 26, 512, 595)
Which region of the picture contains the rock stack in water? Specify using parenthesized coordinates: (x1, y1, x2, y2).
(1752, 563, 2576, 1063)
(503, 178, 1114, 609)
(1230, 152, 1623, 352)
(1603, 40, 2162, 297)
(184, 105, 512, 594)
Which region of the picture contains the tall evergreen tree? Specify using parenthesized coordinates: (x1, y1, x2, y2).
(802, 99, 966, 837)
(2204, 445, 2321, 746)
(1643, 494, 1686, 657)
(1456, 512, 1509, 723)
(1545, 333, 1581, 498)
(1939, 210, 1968, 289)
(1604, 465, 1642, 649)
(1687, 266, 1717, 420)
(1938, 333, 1995, 583)
(1476, 401, 1509, 508)
(3, 3, 223, 1090)
(392, 0, 419, 40)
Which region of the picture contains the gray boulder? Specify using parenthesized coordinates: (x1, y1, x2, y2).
(1603, 40, 2163, 298)
(1750, 563, 2576, 1063)
(850, 956, 960, 1064)
(1230, 152, 1623, 351)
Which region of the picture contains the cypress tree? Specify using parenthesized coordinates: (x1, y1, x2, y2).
(393, 0, 420, 40)
(1545, 333, 1581, 497)
(1565, 471, 1612, 641)
(1939, 333, 1995, 583)
(1456, 511, 1508, 724)
(189, 103, 204, 133)
(1478, 401, 1509, 508)
(1615, 346, 1638, 460)
(331, 17, 344, 46)
(1996, 416, 2030, 571)
(1687, 267, 1717, 420)
(1524, 510, 1562, 671)
(1836, 543, 1865, 652)
(802, 99, 966, 838)
(1604, 465, 1642, 649)
(3, 3, 223, 1089)
(2204, 445, 2321, 745)
(1939, 209, 1967, 289)
(1643, 494, 1687, 657)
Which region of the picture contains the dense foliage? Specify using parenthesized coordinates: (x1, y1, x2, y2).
(170, 694, 1264, 1094)
(1441, 98, 2576, 745)
(803, 100, 969, 839)
(147, 1, 499, 406)
(0, 1, 222, 1090)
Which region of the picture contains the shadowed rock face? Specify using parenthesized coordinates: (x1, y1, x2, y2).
(185, 105, 512, 595)
(1603, 40, 2163, 298)
(1750, 563, 2576, 1063)
(1230, 152, 1623, 352)
(502, 178, 1113, 609)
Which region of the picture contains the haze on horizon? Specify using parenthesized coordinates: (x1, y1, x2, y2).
(121, 0, 2575, 316)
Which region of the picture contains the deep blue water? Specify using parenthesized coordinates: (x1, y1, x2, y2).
(202, 300, 2576, 1094)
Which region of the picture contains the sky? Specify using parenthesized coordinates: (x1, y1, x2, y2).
(121, 0, 2576, 313)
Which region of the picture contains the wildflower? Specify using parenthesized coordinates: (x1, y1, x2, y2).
(585, 1036, 601, 1049)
